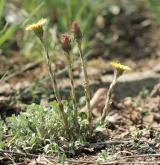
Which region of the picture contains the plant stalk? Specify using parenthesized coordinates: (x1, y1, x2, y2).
(41, 40, 69, 135)
(66, 52, 79, 129)
(101, 70, 118, 122)
(77, 42, 92, 125)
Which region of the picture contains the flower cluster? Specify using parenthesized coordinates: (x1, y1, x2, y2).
(25, 18, 132, 129)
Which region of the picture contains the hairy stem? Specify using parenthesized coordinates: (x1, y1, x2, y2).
(66, 52, 79, 129)
(77, 42, 92, 125)
(101, 70, 118, 122)
(41, 40, 69, 136)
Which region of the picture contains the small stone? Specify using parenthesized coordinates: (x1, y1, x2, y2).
(95, 15, 105, 29)
(123, 97, 132, 108)
(153, 114, 160, 123)
(107, 113, 121, 124)
(153, 64, 160, 73)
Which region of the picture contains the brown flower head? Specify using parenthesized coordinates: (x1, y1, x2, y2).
(60, 33, 71, 53)
(70, 21, 82, 41)
(51, 10, 59, 24)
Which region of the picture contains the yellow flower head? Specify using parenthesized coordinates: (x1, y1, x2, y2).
(111, 62, 131, 72)
(25, 18, 47, 31)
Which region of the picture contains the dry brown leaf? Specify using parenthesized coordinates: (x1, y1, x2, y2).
(80, 88, 107, 118)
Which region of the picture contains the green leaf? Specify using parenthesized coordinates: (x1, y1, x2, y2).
(75, 0, 89, 20)
(0, 0, 5, 22)
(0, 24, 20, 46)
(0, 22, 8, 34)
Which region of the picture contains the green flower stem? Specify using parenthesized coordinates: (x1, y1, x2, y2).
(77, 42, 92, 125)
(101, 70, 118, 122)
(41, 39, 69, 135)
(66, 52, 79, 129)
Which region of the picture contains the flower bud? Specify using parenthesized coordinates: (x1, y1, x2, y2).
(60, 33, 71, 53)
(70, 21, 82, 41)
(51, 9, 59, 25)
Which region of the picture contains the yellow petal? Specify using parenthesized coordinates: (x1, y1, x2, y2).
(25, 18, 47, 31)
(110, 62, 131, 71)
